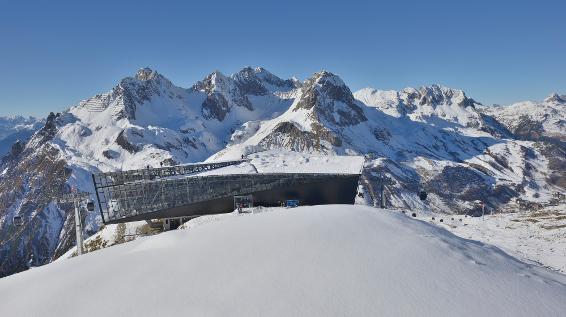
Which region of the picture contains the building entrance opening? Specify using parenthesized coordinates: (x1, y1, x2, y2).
(234, 195, 254, 213)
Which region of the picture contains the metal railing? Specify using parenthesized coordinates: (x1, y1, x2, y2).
(93, 159, 247, 188)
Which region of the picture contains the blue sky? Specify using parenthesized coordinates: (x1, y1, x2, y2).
(0, 0, 565, 117)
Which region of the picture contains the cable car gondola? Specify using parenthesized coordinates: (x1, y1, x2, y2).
(13, 215, 24, 227)
(86, 201, 95, 212)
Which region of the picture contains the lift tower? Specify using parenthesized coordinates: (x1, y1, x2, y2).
(54, 191, 92, 255)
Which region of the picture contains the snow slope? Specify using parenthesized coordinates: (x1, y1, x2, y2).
(1, 205, 565, 317)
(417, 205, 566, 273)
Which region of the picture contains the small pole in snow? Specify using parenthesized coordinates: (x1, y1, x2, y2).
(481, 201, 485, 220)
(380, 182, 385, 209)
(27, 254, 34, 269)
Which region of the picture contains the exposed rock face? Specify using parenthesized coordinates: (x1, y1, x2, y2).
(232, 67, 297, 96)
(0, 129, 77, 278)
(258, 122, 341, 153)
(538, 142, 566, 189)
(1, 140, 25, 164)
(513, 115, 545, 140)
(202, 93, 231, 121)
(102, 149, 118, 159)
(35, 112, 60, 144)
(194, 71, 252, 117)
(372, 128, 391, 143)
(232, 67, 270, 96)
(112, 69, 174, 120)
(10, 140, 25, 157)
(478, 113, 513, 138)
(294, 71, 367, 127)
(430, 166, 494, 200)
(412, 85, 478, 108)
(115, 130, 140, 154)
(194, 67, 300, 121)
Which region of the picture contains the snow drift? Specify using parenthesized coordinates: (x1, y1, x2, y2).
(1, 205, 565, 316)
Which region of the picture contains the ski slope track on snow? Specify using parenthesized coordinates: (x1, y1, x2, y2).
(1, 205, 565, 317)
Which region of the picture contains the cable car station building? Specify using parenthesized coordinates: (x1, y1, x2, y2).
(93, 160, 360, 226)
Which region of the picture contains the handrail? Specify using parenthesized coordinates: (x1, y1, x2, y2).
(93, 159, 249, 188)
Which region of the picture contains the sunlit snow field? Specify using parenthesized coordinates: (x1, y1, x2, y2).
(418, 205, 566, 273)
(2, 205, 566, 317)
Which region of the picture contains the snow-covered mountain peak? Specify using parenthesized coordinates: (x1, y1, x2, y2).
(234, 66, 297, 93)
(122, 67, 172, 89)
(544, 92, 566, 104)
(193, 70, 229, 93)
(299, 70, 351, 103)
(293, 71, 366, 127)
(230, 67, 273, 96)
(84, 68, 179, 121)
(134, 67, 160, 81)
(210, 71, 367, 159)
(194, 67, 296, 97)
(403, 84, 478, 109)
(52, 66, 300, 171)
(355, 84, 479, 113)
(484, 93, 566, 142)
(311, 70, 346, 87)
(354, 84, 489, 130)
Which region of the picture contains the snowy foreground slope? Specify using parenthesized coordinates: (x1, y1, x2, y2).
(427, 205, 566, 273)
(2, 205, 566, 317)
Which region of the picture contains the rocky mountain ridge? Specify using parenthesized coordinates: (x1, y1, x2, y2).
(482, 94, 566, 143)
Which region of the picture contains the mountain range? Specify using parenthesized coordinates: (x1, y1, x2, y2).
(0, 116, 43, 157)
(0, 66, 564, 277)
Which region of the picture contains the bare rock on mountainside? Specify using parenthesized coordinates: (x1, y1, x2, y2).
(294, 71, 367, 127)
